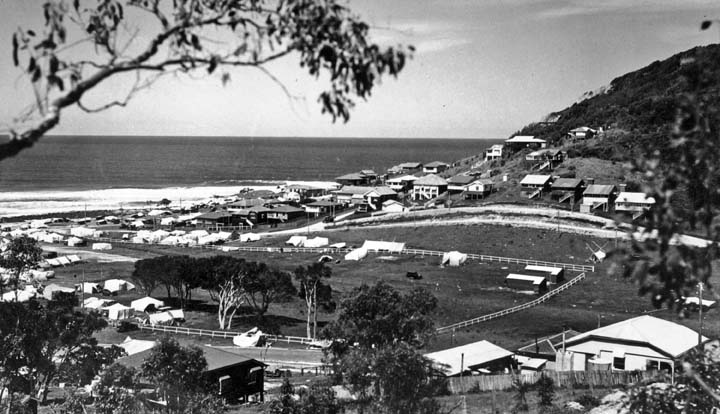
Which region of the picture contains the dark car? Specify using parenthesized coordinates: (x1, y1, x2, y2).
(406, 272, 422, 280)
(323, 216, 335, 223)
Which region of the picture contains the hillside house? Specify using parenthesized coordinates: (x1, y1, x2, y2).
(360, 187, 398, 212)
(568, 126, 597, 140)
(382, 199, 407, 213)
(333, 186, 397, 208)
(447, 175, 477, 193)
(505, 274, 548, 294)
(386, 175, 418, 192)
(505, 135, 547, 150)
(615, 192, 655, 213)
(303, 200, 345, 217)
(335, 171, 377, 186)
(560, 315, 707, 374)
(581, 184, 616, 212)
(266, 205, 305, 222)
(425, 340, 514, 376)
(519, 174, 553, 199)
(196, 211, 238, 227)
(412, 174, 448, 201)
(399, 162, 422, 171)
(551, 178, 585, 204)
(525, 149, 566, 171)
(484, 144, 503, 161)
(284, 184, 326, 200)
(463, 179, 494, 200)
(423, 161, 450, 174)
(119, 345, 266, 403)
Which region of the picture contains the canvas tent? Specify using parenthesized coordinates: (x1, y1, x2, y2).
(103, 279, 136, 294)
(240, 233, 261, 242)
(131, 296, 165, 312)
(83, 297, 113, 309)
(70, 227, 95, 237)
(77, 282, 101, 294)
(43, 284, 76, 300)
(105, 303, 132, 320)
(286, 236, 307, 247)
(361, 240, 405, 253)
(67, 237, 85, 247)
(148, 312, 174, 326)
(304, 237, 329, 248)
(344, 248, 368, 261)
(92, 243, 112, 250)
(441, 251, 467, 267)
(119, 337, 158, 356)
(233, 327, 264, 347)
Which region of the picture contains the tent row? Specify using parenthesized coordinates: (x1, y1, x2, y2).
(84, 295, 185, 323)
(44, 255, 83, 267)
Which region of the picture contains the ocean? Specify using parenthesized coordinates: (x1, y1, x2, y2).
(0, 136, 502, 217)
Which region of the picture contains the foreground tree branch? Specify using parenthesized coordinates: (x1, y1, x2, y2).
(2, 0, 413, 161)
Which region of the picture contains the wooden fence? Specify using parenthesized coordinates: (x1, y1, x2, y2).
(448, 370, 661, 393)
(138, 324, 316, 345)
(435, 272, 587, 333)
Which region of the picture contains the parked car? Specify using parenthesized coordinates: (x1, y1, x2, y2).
(323, 216, 335, 223)
(406, 272, 422, 280)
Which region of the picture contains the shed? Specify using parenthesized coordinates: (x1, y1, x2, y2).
(524, 265, 564, 284)
(505, 274, 548, 294)
(615, 192, 656, 213)
(424, 340, 514, 376)
(520, 175, 552, 198)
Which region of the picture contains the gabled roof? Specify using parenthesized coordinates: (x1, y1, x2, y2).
(335, 173, 365, 181)
(570, 126, 597, 133)
(616, 192, 656, 204)
(584, 184, 615, 196)
(359, 170, 377, 176)
(520, 175, 552, 186)
(305, 200, 343, 207)
(517, 330, 582, 355)
(425, 340, 513, 376)
(399, 162, 422, 169)
(382, 199, 403, 207)
(424, 161, 449, 168)
(506, 274, 546, 285)
(333, 186, 375, 195)
(551, 178, 584, 189)
(505, 136, 546, 144)
(269, 205, 304, 213)
(386, 175, 418, 183)
(117, 345, 266, 373)
(565, 315, 707, 358)
(414, 174, 448, 186)
(447, 175, 476, 185)
(364, 186, 397, 197)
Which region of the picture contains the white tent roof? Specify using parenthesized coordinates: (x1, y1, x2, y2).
(286, 235, 307, 246)
(425, 340, 513, 376)
(148, 312, 174, 326)
(304, 237, 329, 248)
(240, 233, 261, 242)
(119, 337, 158, 356)
(131, 296, 165, 312)
(565, 315, 707, 358)
(441, 251, 467, 266)
(344, 247, 368, 261)
(361, 240, 405, 253)
(616, 192, 656, 205)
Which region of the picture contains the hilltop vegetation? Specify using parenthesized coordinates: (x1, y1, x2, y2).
(511, 44, 720, 162)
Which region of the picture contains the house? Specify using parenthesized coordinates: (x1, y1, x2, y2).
(447, 175, 477, 193)
(523, 265, 564, 284)
(303, 200, 345, 217)
(551, 178, 585, 204)
(484, 144, 503, 161)
(525, 149, 566, 170)
(284, 184, 326, 200)
(382, 199, 407, 213)
(333, 186, 375, 204)
(519, 174, 552, 199)
(266, 205, 305, 222)
(425, 340, 514, 376)
(362, 187, 399, 211)
(118, 345, 267, 402)
(423, 161, 449, 174)
(615, 192, 656, 213)
(412, 175, 448, 201)
(568, 126, 597, 140)
(504, 274, 548, 294)
(399, 162, 422, 171)
(385, 175, 418, 192)
(560, 315, 708, 374)
(581, 184, 616, 213)
(196, 211, 237, 227)
(505, 135, 547, 150)
(335, 173, 369, 186)
(463, 179, 494, 200)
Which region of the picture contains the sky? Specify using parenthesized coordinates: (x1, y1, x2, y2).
(0, 0, 718, 139)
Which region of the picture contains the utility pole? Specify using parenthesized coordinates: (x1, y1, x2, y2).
(698, 282, 704, 345)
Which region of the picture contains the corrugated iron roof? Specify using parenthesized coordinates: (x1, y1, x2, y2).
(414, 174, 448, 186)
(584, 184, 615, 196)
(551, 178, 584, 189)
(520, 175, 552, 186)
(425, 340, 513, 376)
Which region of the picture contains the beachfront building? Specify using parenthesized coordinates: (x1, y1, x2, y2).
(284, 184, 327, 200)
(266, 205, 305, 222)
(399, 162, 422, 171)
(505, 135, 547, 150)
(463, 179, 494, 200)
(196, 211, 238, 227)
(362, 187, 398, 211)
(119, 345, 267, 403)
(525, 149, 566, 171)
(519, 174, 552, 199)
(386, 175, 418, 192)
(559, 315, 707, 374)
(335, 170, 377, 186)
(447, 175, 477, 193)
(425, 340, 514, 376)
(615, 192, 656, 213)
(485, 144, 503, 161)
(423, 161, 449, 174)
(412, 174, 448, 201)
(581, 184, 616, 213)
(568, 126, 597, 140)
(551, 178, 585, 204)
(303, 200, 345, 218)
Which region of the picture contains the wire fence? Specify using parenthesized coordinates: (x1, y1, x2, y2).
(137, 324, 317, 345)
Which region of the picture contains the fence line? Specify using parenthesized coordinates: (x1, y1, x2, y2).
(137, 324, 316, 345)
(448, 370, 660, 393)
(436, 272, 587, 333)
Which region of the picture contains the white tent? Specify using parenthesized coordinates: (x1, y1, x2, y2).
(131, 296, 165, 312)
(103, 279, 135, 293)
(70, 227, 95, 237)
(31, 269, 54, 280)
(2, 289, 33, 302)
(148, 312, 174, 326)
(43, 284, 76, 300)
(159, 236, 184, 246)
(148, 230, 170, 243)
(119, 337, 157, 356)
(131, 236, 146, 244)
(93, 231, 104, 238)
(77, 282, 101, 294)
(170, 230, 186, 236)
(39, 232, 64, 243)
(233, 327, 264, 347)
(46, 258, 61, 267)
(329, 242, 346, 249)
(67, 237, 84, 247)
(67, 255, 82, 263)
(105, 303, 132, 320)
(147, 209, 171, 217)
(92, 243, 112, 250)
(83, 297, 112, 309)
(344, 247, 368, 261)
(441, 251, 468, 267)
(217, 231, 233, 240)
(160, 217, 176, 226)
(362, 240, 405, 253)
(131, 220, 145, 228)
(286, 235, 307, 247)
(57, 256, 71, 266)
(240, 233, 261, 242)
(167, 309, 185, 320)
(198, 234, 221, 245)
(304, 237, 329, 248)
(189, 229, 210, 239)
(221, 246, 240, 252)
(136, 230, 152, 240)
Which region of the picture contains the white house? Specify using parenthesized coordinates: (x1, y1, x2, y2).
(568, 126, 597, 140)
(484, 144, 503, 161)
(385, 175, 418, 192)
(463, 179, 494, 200)
(615, 192, 656, 213)
(382, 199, 407, 213)
(423, 161, 449, 174)
(412, 174, 448, 201)
(505, 135, 547, 149)
(560, 315, 707, 375)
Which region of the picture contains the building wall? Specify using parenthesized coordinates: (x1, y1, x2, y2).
(615, 202, 653, 212)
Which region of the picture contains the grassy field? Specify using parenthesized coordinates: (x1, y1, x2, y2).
(45, 221, 720, 355)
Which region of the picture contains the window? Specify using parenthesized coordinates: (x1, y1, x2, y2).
(613, 357, 625, 370)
